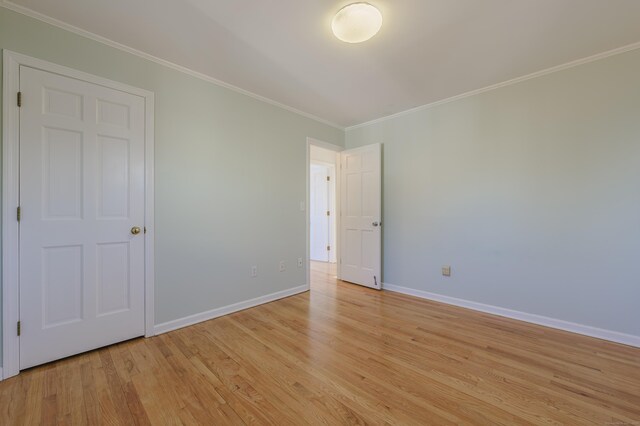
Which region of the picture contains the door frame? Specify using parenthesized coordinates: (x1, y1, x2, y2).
(306, 138, 342, 288)
(2, 50, 156, 380)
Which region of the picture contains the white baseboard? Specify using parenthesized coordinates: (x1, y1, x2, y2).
(154, 284, 309, 335)
(383, 283, 640, 348)
(0, 367, 3, 381)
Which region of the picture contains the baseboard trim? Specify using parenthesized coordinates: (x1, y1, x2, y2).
(154, 284, 309, 335)
(0, 367, 3, 381)
(383, 283, 640, 348)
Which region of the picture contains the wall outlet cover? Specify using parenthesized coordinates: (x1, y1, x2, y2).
(442, 266, 451, 277)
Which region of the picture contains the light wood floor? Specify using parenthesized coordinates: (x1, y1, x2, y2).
(1, 262, 639, 425)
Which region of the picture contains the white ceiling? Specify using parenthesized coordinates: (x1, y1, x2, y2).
(6, 0, 640, 128)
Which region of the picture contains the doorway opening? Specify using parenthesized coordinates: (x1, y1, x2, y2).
(306, 139, 342, 288)
(305, 139, 383, 291)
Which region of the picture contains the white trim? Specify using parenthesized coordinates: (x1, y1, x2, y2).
(1, 50, 155, 380)
(306, 138, 343, 287)
(0, 2, 344, 131)
(3, 50, 155, 98)
(154, 285, 308, 335)
(144, 92, 156, 338)
(307, 138, 344, 153)
(2, 49, 20, 381)
(383, 283, 640, 348)
(346, 40, 640, 131)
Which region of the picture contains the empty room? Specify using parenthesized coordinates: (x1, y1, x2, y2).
(1, 0, 639, 424)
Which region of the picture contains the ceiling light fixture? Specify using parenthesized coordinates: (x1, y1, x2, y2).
(332, 3, 382, 44)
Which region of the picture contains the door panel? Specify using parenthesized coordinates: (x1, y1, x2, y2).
(19, 65, 146, 369)
(42, 127, 84, 219)
(97, 135, 131, 218)
(96, 242, 131, 316)
(340, 144, 382, 289)
(42, 245, 84, 327)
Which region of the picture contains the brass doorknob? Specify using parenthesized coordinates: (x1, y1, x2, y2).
(131, 226, 142, 235)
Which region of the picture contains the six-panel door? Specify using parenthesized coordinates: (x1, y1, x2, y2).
(19, 65, 146, 369)
(340, 144, 382, 289)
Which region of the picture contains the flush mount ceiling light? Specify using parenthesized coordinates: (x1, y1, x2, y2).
(332, 3, 383, 44)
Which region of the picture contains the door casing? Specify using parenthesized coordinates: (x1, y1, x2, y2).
(2, 50, 156, 380)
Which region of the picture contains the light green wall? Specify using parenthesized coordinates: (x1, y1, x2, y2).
(346, 48, 640, 336)
(0, 6, 344, 365)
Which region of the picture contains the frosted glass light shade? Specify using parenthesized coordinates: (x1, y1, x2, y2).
(332, 3, 383, 43)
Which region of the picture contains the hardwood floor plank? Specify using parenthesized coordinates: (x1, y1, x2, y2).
(90, 350, 129, 425)
(80, 361, 100, 426)
(1, 261, 638, 425)
(41, 394, 57, 426)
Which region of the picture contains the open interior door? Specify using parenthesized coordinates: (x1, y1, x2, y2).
(340, 143, 382, 289)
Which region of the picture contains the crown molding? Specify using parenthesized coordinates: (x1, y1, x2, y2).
(4, 1, 640, 133)
(0, 1, 345, 130)
(346, 40, 640, 131)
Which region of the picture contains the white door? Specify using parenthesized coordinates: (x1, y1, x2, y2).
(340, 144, 382, 289)
(310, 164, 330, 261)
(19, 66, 146, 369)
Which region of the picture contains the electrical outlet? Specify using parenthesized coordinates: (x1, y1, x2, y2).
(279, 261, 286, 272)
(297, 258, 303, 268)
(442, 266, 451, 277)
(251, 265, 258, 278)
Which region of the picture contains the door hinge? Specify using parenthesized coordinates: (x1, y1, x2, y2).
(144, 226, 147, 234)
(374, 276, 378, 287)
(327, 245, 331, 251)
(17, 321, 21, 336)
(326, 176, 330, 181)
(326, 210, 330, 216)
(17, 92, 22, 107)
(17, 206, 21, 222)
